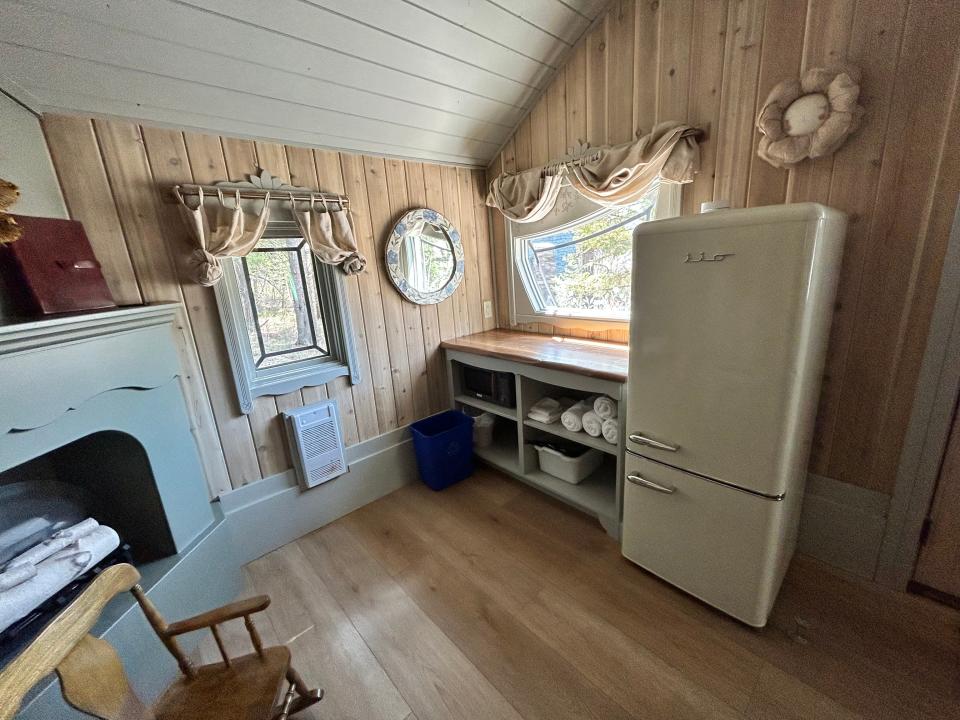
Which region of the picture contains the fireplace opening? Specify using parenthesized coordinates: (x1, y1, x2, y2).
(0, 430, 176, 566)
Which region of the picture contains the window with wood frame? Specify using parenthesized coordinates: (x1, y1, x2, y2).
(508, 181, 679, 329)
(213, 222, 359, 414)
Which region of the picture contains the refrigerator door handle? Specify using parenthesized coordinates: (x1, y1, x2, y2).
(629, 433, 680, 452)
(627, 473, 676, 494)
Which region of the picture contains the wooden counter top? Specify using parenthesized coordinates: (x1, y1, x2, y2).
(441, 329, 629, 383)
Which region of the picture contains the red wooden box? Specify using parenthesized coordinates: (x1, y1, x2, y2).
(0, 215, 116, 314)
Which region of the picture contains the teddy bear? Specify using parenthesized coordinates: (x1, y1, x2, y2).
(0, 178, 23, 245)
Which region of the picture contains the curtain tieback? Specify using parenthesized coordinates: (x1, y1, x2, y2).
(341, 253, 366, 275)
(190, 247, 224, 287)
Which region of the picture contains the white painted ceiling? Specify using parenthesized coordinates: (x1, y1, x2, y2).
(0, 0, 608, 166)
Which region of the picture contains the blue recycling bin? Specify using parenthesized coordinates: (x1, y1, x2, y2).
(410, 410, 475, 491)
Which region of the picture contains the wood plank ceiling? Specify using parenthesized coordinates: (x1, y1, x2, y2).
(0, 0, 608, 167)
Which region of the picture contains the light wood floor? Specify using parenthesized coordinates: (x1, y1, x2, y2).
(206, 468, 959, 720)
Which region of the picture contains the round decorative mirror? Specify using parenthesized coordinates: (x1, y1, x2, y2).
(386, 208, 464, 304)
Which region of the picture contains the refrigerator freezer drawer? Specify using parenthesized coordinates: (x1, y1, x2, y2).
(621, 455, 798, 627)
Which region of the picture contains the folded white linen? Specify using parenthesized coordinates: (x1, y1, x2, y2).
(561, 395, 598, 432)
(528, 410, 561, 424)
(0, 564, 36, 592)
(527, 410, 560, 423)
(601, 418, 619, 445)
(582, 410, 603, 437)
(529, 397, 577, 425)
(529, 397, 561, 415)
(594, 395, 618, 420)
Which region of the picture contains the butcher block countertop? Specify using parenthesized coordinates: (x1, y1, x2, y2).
(441, 329, 629, 383)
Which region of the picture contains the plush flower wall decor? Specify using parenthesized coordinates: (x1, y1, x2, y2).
(756, 65, 864, 168)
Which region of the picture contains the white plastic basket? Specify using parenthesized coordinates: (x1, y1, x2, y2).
(534, 443, 603, 484)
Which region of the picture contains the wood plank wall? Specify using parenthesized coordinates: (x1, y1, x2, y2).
(41, 113, 496, 495)
(487, 0, 960, 496)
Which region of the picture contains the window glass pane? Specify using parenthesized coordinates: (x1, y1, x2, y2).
(260, 347, 324, 369)
(235, 260, 261, 362)
(300, 244, 329, 358)
(256, 237, 301, 249)
(236, 238, 330, 369)
(516, 184, 659, 319)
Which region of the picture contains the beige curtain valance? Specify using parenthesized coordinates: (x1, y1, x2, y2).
(289, 196, 366, 276)
(485, 169, 565, 223)
(487, 121, 700, 222)
(175, 187, 272, 287)
(174, 187, 366, 285)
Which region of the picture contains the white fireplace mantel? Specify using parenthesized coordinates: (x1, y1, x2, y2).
(0, 303, 181, 434)
(0, 305, 247, 720)
(0, 302, 213, 553)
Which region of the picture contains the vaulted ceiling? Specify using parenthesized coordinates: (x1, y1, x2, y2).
(0, 0, 608, 167)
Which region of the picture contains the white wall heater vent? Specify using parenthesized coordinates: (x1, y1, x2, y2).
(283, 400, 347, 489)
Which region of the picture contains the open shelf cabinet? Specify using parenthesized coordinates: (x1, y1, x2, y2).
(447, 349, 625, 538)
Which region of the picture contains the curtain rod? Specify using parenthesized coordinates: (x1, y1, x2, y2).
(171, 183, 350, 207)
(538, 126, 706, 175)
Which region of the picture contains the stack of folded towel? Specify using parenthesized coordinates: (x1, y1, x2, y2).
(528, 397, 562, 424)
(527, 396, 575, 424)
(0, 518, 120, 633)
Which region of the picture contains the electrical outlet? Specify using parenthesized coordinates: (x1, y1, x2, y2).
(483, 300, 493, 319)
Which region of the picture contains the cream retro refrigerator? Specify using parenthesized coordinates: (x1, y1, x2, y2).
(621, 203, 846, 627)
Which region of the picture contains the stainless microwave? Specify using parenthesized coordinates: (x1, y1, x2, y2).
(461, 365, 515, 408)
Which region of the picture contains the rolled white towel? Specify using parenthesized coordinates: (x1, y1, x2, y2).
(0, 564, 37, 592)
(601, 418, 619, 445)
(582, 410, 603, 437)
(561, 395, 598, 432)
(594, 395, 618, 420)
(560, 404, 586, 432)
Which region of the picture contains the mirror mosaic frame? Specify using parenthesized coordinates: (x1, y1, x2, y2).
(385, 208, 464, 305)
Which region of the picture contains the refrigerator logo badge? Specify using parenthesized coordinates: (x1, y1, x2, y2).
(683, 252, 734, 263)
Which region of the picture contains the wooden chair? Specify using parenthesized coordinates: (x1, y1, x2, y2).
(0, 563, 322, 720)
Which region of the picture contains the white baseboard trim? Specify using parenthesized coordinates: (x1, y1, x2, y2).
(219, 427, 888, 581)
(798, 473, 890, 578)
(218, 424, 417, 564)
